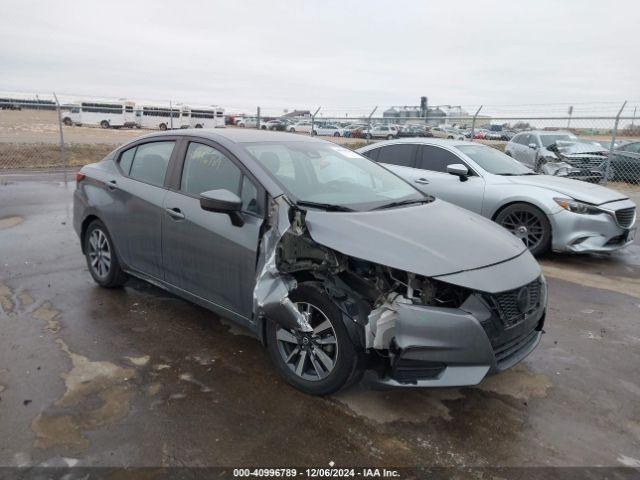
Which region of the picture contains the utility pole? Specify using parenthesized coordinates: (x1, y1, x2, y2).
(469, 106, 483, 142)
(257, 106, 261, 130)
(53, 92, 67, 186)
(567, 105, 573, 129)
(604, 101, 627, 185)
(366, 106, 378, 144)
(311, 107, 321, 136)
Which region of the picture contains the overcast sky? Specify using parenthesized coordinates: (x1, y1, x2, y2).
(0, 0, 638, 115)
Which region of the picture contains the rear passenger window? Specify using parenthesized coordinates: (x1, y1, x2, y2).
(119, 147, 136, 174)
(180, 142, 242, 196)
(128, 141, 175, 186)
(417, 145, 465, 173)
(377, 144, 417, 167)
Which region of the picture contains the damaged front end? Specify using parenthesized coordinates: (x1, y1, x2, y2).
(253, 196, 546, 388)
(543, 142, 608, 183)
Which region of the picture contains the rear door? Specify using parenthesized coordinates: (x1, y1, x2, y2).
(161, 138, 264, 318)
(108, 138, 177, 279)
(367, 143, 419, 183)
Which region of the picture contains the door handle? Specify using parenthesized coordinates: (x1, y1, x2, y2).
(414, 178, 430, 185)
(165, 207, 185, 220)
(107, 180, 118, 190)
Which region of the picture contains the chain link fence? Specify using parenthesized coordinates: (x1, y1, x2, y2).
(1, 93, 639, 189)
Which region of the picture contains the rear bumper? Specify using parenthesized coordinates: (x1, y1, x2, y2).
(366, 289, 546, 388)
(549, 200, 636, 253)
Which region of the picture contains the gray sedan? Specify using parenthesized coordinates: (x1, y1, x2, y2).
(74, 130, 546, 395)
(357, 139, 636, 255)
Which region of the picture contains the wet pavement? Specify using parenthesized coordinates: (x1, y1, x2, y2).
(0, 176, 639, 469)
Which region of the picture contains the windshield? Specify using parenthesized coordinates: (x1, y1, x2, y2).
(540, 134, 577, 147)
(243, 142, 425, 210)
(457, 145, 534, 175)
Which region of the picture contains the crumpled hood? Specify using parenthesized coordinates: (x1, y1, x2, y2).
(303, 199, 527, 279)
(505, 175, 628, 205)
(553, 141, 608, 156)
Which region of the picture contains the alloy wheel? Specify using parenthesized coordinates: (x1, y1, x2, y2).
(88, 229, 111, 279)
(500, 210, 545, 250)
(275, 302, 338, 382)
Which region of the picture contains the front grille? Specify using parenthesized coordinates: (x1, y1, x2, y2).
(564, 156, 606, 170)
(487, 279, 542, 328)
(615, 207, 636, 228)
(494, 327, 539, 369)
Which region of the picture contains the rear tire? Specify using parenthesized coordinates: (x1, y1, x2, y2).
(495, 203, 551, 256)
(265, 284, 364, 396)
(159, 123, 167, 131)
(84, 220, 128, 288)
(387, 134, 394, 140)
(63, 117, 72, 126)
(195, 124, 203, 129)
(100, 120, 110, 129)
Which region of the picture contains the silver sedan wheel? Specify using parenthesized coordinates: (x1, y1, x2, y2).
(500, 210, 545, 250)
(275, 302, 338, 382)
(88, 229, 111, 279)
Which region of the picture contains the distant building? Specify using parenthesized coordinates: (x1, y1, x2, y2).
(382, 104, 447, 125)
(282, 110, 311, 118)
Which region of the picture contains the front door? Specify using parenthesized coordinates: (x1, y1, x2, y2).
(403, 144, 485, 214)
(161, 140, 264, 318)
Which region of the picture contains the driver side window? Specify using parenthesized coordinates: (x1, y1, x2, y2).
(180, 142, 261, 215)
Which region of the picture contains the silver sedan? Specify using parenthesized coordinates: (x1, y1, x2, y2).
(357, 139, 637, 255)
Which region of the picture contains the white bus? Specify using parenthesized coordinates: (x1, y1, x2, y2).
(189, 107, 225, 128)
(62, 101, 136, 128)
(134, 105, 185, 130)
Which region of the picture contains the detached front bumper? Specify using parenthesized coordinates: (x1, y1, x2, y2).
(549, 199, 636, 253)
(367, 285, 546, 388)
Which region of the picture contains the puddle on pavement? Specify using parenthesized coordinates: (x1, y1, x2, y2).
(0, 215, 23, 229)
(0, 282, 15, 314)
(333, 386, 464, 424)
(33, 302, 62, 333)
(541, 263, 640, 299)
(474, 364, 552, 400)
(31, 339, 138, 452)
(333, 363, 551, 425)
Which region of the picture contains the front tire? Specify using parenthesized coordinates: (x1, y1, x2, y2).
(84, 220, 128, 287)
(159, 123, 167, 131)
(265, 284, 363, 396)
(100, 120, 110, 129)
(495, 203, 551, 256)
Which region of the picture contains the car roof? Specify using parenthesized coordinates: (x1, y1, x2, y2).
(523, 130, 573, 136)
(357, 138, 477, 150)
(129, 128, 326, 144)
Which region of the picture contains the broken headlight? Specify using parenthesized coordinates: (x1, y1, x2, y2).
(554, 197, 601, 215)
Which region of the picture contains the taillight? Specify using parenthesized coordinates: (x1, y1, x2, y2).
(75, 172, 86, 185)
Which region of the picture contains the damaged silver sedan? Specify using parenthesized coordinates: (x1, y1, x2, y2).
(73, 130, 547, 395)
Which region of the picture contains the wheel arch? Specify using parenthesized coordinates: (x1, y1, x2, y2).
(490, 200, 554, 244)
(80, 214, 101, 254)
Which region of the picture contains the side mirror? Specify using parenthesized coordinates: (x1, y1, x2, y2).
(200, 189, 244, 227)
(447, 163, 469, 182)
(528, 143, 538, 149)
